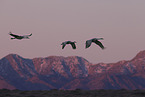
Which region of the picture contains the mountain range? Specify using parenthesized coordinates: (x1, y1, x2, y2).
(0, 50, 145, 90)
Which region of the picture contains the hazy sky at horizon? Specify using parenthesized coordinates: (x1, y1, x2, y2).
(0, 0, 145, 64)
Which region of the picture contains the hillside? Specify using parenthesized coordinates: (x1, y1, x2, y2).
(0, 50, 145, 90)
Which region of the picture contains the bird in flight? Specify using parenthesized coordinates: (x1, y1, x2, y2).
(85, 38, 105, 49)
(9, 32, 32, 40)
(61, 41, 77, 49)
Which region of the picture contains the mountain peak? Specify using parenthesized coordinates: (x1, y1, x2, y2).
(4, 54, 21, 59)
(132, 50, 145, 60)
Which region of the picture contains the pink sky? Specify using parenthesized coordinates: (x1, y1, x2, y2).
(0, 0, 145, 63)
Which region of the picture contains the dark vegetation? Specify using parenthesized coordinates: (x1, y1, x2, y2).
(0, 89, 145, 97)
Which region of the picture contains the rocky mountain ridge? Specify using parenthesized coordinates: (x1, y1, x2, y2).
(0, 50, 145, 90)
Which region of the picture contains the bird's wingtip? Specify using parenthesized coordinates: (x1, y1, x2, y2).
(103, 47, 107, 50)
(85, 47, 88, 49)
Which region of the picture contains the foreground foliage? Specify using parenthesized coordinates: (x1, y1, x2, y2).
(0, 89, 145, 97)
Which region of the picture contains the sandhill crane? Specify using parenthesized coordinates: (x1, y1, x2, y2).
(9, 32, 32, 40)
(61, 41, 77, 49)
(85, 38, 105, 49)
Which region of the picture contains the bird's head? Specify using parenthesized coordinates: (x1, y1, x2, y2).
(96, 38, 104, 40)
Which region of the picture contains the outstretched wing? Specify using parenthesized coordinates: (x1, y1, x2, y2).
(9, 32, 20, 38)
(86, 40, 92, 48)
(62, 44, 66, 49)
(70, 43, 76, 49)
(94, 40, 105, 49)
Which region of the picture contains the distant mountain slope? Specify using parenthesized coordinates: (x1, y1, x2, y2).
(0, 50, 145, 90)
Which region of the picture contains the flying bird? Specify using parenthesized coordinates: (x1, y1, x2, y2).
(9, 32, 32, 40)
(61, 41, 77, 49)
(85, 38, 105, 49)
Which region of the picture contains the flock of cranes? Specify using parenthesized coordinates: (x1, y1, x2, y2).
(9, 32, 105, 50)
